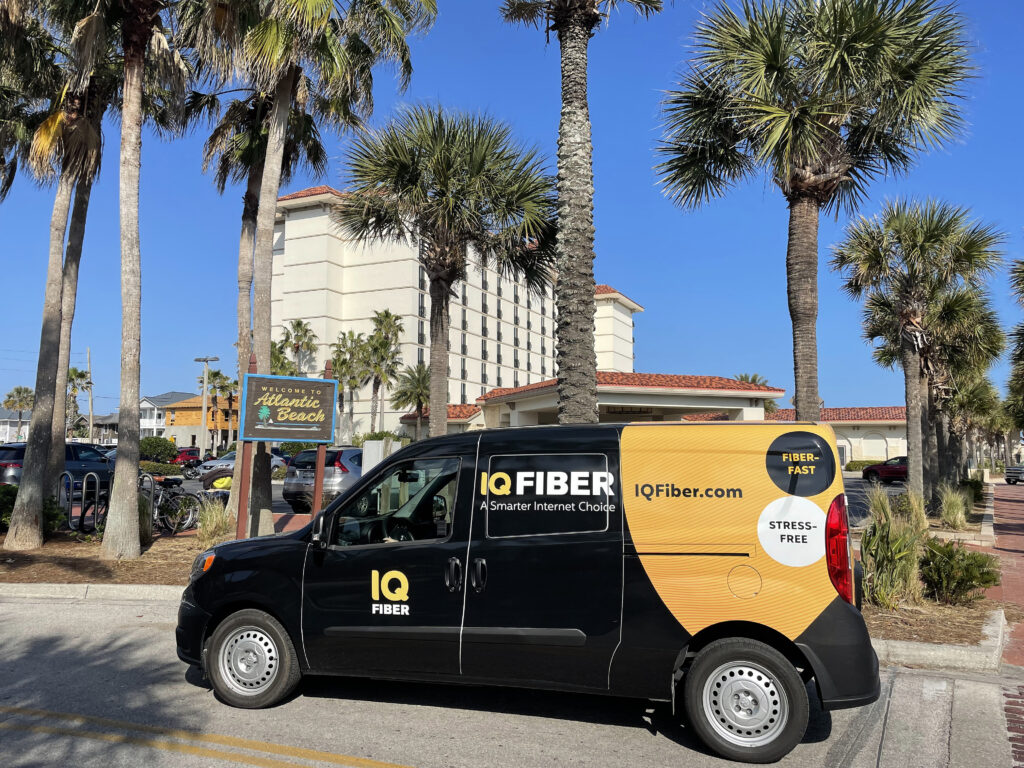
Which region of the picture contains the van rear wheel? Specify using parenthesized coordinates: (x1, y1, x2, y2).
(206, 609, 301, 709)
(683, 638, 808, 763)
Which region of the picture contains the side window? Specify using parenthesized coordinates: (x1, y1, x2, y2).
(484, 453, 613, 538)
(332, 457, 461, 547)
(77, 446, 105, 462)
(349, 452, 362, 467)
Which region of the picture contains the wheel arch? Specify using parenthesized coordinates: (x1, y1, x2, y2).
(202, 598, 307, 672)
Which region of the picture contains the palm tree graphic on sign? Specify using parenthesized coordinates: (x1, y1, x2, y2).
(258, 405, 271, 424)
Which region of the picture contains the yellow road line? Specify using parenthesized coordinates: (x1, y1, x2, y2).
(0, 705, 413, 768)
(0, 720, 310, 768)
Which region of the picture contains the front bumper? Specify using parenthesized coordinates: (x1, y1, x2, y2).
(175, 586, 211, 666)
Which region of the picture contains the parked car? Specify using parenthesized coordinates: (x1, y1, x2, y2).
(196, 451, 286, 477)
(177, 423, 877, 763)
(270, 446, 291, 465)
(0, 442, 113, 491)
(282, 447, 362, 513)
(861, 456, 907, 484)
(171, 447, 212, 465)
(1006, 465, 1024, 485)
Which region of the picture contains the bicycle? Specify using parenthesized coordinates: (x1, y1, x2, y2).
(147, 475, 202, 534)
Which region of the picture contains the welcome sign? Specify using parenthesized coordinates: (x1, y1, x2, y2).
(239, 374, 337, 443)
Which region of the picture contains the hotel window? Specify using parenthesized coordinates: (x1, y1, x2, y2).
(514, 372, 520, 388)
(481, 340, 488, 360)
(462, 284, 468, 304)
(527, 357, 532, 371)
(461, 359, 467, 379)
(496, 299, 502, 319)
(541, 342, 546, 356)
(418, 294, 425, 318)
(514, 308, 520, 325)
(514, 329, 520, 347)
(497, 325, 503, 342)
(497, 280, 502, 297)
(462, 308, 468, 331)
(496, 371, 503, 387)
(514, 286, 520, 303)
(461, 333, 468, 355)
(481, 362, 487, 384)
(482, 296, 489, 314)
(482, 320, 488, 338)
(541, 362, 546, 375)
(461, 383, 466, 404)
(540, 298, 545, 315)
(541, 322, 546, 336)
(482, 272, 489, 291)
(418, 320, 425, 345)
(527, 337, 532, 351)
(527, 295, 532, 310)
(417, 348, 424, 365)
(514, 352, 520, 368)
(496, 346, 503, 364)
(418, 266, 426, 291)
(527, 317, 532, 330)
(481, 386, 486, 397)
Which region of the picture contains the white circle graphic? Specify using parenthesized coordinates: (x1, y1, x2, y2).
(757, 496, 826, 568)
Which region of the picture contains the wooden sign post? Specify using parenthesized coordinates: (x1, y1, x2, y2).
(235, 358, 338, 539)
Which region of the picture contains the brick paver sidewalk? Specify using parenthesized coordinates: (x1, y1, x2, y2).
(990, 483, 1024, 667)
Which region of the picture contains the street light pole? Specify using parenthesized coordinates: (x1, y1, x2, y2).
(195, 356, 219, 456)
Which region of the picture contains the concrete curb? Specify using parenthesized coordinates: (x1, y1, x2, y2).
(872, 608, 1006, 673)
(0, 582, 183, 602)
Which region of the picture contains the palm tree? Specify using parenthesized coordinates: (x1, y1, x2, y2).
(331, 330, 370, 444)
(2, 386, 34, 441)
(657, 0, 971, 422)
(502, 0, 661, 424)
(223, 378, 238, 447)
(280, 319, 318, 375)
(270, 339, 298, 376)
(64, 366, 90, 437)
(202, 368, 231, 451)
(333, 106, 557, 437)
(391, 364, 430, 441)
(365, 310, 403, 433)
(735, 372, 777, 414)
(833, 200, 1003, 498)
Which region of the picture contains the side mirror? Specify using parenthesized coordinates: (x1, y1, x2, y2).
(432, 495, 448, 520)
(311, 514, 328, 549)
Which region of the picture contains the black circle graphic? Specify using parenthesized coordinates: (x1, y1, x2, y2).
(765, 431, 835, 497)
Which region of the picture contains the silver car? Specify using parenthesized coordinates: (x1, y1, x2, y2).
(0, 442, 113, 493)
(1006, 465, 1024, 485)
(283, 447, 362, 513)
(196, 451, 286, 476)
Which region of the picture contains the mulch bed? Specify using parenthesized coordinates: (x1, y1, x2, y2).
(863, 600, 1024, 645)
(0, 531, 203, 586)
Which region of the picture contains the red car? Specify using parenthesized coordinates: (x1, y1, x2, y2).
(861, 456, 907, 483)
(171, 447, 212, 465)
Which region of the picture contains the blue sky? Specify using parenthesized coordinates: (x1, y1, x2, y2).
(2, 0, 1022, 416)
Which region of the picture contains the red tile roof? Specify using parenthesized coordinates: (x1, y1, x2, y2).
(478, 372, 783, 403)
(399, 404, 480, 422)
(681, 412, 730, 421)
(277, 185, 344, 202)
(768, 407, 906, 422)
(595, 284, 618, 295)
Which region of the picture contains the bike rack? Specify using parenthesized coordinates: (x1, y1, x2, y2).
(138, 473, 156, 527)
(60, 471, 102, 532)
(58, 471, 74, 530)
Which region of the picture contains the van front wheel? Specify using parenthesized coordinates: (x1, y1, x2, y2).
(207, 609, 301, 709)
(683, 638, 808, 763)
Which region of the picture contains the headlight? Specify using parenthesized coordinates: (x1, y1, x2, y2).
(190, 551, 215, 581)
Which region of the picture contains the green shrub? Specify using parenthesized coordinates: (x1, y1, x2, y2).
(0, 484, 17, 530)
(197, 495, 235, 550)
(42, 496, 62, 538)
(272, 465, 287, 481)
(139, 436, 177, 463)
(225, 442, 237, 453)
(139, 461, 182, 476)
(937, 483, 968, 531)
(892, 491, 928, 534)
(845, 459, 886, 472)
(281, 441, 316, 455)
(353, 431, 401, 448)
(920, 538, 1000, 604)
(861, 487, 923, 609)
(961, 477, 983, 504)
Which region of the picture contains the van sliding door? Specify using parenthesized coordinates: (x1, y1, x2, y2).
(460, 429, 623, 691)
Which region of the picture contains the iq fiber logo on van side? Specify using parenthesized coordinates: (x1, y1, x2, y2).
(371, 570, 410, 615)
(479, 470, 614, 496)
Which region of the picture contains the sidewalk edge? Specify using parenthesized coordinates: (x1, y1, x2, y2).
(0, 582, 183, 602)
(872, 608, 1006, 673)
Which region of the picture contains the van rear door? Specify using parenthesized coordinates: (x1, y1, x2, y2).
(460, 428, 623, 690)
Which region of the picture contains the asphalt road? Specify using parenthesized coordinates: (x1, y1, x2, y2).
(0, 596, 1015, 768)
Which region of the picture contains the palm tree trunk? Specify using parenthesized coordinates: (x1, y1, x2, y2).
(428, 276, 451, 437)
(249, 69, 296, 536)
(16, 412, 23, 441)
(3, 171, 74, 551)
(786, 195, 821, 422)
(901, 342, 923, 497)
(226, 166, 260, 521)
(922, 376, 938, 505)
(554, 12, 598, 425)
(1005, 432, 1013, 469)
(936, 410, 950, 485)
(370, 379, 380, 433)
(102, 43, 147, 561)
(415, 405, 422, 442)
(47, 174, 94, 489)
(348, 386, 355, 442)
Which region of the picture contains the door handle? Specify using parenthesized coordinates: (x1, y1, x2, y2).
(445, 557, 463, 593)
(470, 558, 487, 593)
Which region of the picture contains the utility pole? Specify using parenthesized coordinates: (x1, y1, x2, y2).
(87, 348, 94, 440)
(195, 356, 219, 456)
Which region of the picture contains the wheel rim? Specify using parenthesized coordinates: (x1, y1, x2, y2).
(702, 660, 789, 748)
(218, 626, 279, 696)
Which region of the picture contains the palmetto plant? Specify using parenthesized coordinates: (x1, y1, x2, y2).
(365, 310, 403, 434)
(3, 386, 34, 442)
(391, 363, 430, 441)
(502, 0, 662, 424)
(657, 0, 971, 423)
(333, 105, 557, 437)
(833, 200, 1003, 498)
(331, 330, 370, 444)
(280, 319, 319, 375)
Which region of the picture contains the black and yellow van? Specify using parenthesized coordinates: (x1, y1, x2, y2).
(176, 423, 879, 763)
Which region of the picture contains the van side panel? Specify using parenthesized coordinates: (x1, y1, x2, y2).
(619, 424, 843, 642)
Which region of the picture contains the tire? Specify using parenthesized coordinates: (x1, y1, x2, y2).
(864, 471, 880, 483)
(683, 638, 809, 764)
(206, 609, 301, 709)
(1008, 479, 1017, 485)
(183, 466, 199, 480)
(160, 493, 201, 533)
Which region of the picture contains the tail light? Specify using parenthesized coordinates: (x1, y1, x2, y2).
(333, 458, 348, 472)
(0, 462, 22, 469)
(825, 493, 854, 604)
